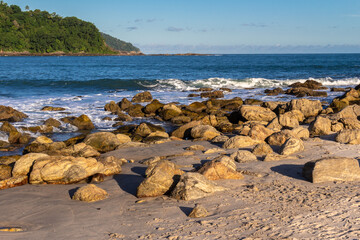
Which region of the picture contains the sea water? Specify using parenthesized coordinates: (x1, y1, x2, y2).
(1, 54, 360, 136)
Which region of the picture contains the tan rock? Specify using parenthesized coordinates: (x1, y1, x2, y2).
(280, 137, 304, 155)
(309, 116, 332, 136)
(0, 105, 28, 122)
(134, 123, 152, 137)
(252, 143, 273, 156)
(230, 150, 257, 163)
(188, 204, 209, 218)
(34, 136, 53, 144)
(266, 117, 282, 131)
(0, 121, 17, 133)
(198, 161, 243, 180)
(186, 145, 206, 151)
(263, 152, 285, 162)
(266, 130, 293, 146)
(98, 156, 123, 176)
(339, 118, 360, 129)
(148, 131, 169, 138)
(0, 175, 28, 190)
(303, 157, 360, 183)
(279, 111, 300, 128)
(12, 153, 49, 177)
(240, 105, 276, 122)
(72, 184, 109, 202)
(223, 135, 262, 149)
(290, 127, 310, 140)
(0, 165, 12, 180)
(170, 172, 226, 201)
(248, 124, 274, 141)
(72, 114, 95, 130)
(41, 106, 66, 111)
(331, 122, 344, 132)
(84, 132, 121, 153)
(336, 129, 360, 144)
(190, 125, 220, 140)
(288, 99, 322, 118)
(171, 121, 201, 139)
(203, 148, 225, 154)
(104, 101, 121, 114)
(131, 91, 153, 103)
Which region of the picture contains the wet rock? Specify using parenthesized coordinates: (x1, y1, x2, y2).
(336, 129, 360, 144)
(248, 124, 274, 141)
(190, 125, 220, 140)
(287, 99, 322, 118)
(186, 102, 207, 113)
(198, 161, 243, 181)
(134, 122, 152, 137)
(132, 91, 153, 103)
(303, 157, 360, 183)
(285, 87, 327, 97)
(104, 101, 121, 114)
(264, 87, 284, 96)
(143, 100, 164, 114)
(23, 139, 66, 154)
(188, 204, 209, 218)
(84, 132, 121, 153)
(330, 88, 360, 112)
(41, 106, 66, 111)
(137, 160, 184, 198)
(200, 90, 224, 99)
(159, 104, 182, 121)
(72, 184, 109, 202)
(0, 121, 17, 133)
(171, 116, 192, 124)
(252, 143, 273, 156)
(127, 104, 145, 117)
(230, 150, 257, 163)
(64, 134, 87, 146)
(8, 131, 21, 144)
(171, 121, 201, 139)
(44, 118, 62, 128)
(188, 93, 200, 98)
(115, 112, 133, 122)
(119, 98, 133, 111)
(244, 99, 263, 106)
(0, 175, 28, 190)
(309, 116, 332, 136)
(223, 135, 262, 149)
(289, 80, 327, 90)
(72, 114, 95, 130)
(116, 134, 132, 144)
(240, 105, 276, 122)
(0, 165, 12, 180)
(170, 172, 226, 201)
(12, 153, 49, 177)
(280, 137, 304, 155)
(21, 125, 54, 134)
(0, 105, 28, 122)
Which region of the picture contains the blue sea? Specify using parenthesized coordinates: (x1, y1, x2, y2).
(1, 54, 360, 141)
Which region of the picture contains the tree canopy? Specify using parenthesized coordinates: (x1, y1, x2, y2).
(0, 2, 140, 54)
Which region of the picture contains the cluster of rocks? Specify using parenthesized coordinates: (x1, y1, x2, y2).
(264, 80, 328, 97)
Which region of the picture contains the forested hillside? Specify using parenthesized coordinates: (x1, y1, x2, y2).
(0, 2, 140, 54)
(101, 32, 140, 53)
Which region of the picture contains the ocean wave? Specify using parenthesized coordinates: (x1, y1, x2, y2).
(1, 77, 360, 92)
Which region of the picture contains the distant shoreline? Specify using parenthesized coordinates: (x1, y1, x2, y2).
(0, 51, 211, 57)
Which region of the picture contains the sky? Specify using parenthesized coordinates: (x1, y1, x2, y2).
(4, 0, 360, 54)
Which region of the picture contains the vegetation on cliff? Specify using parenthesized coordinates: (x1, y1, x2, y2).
(0, 2, 140, 54)
(101, 32, 140, 53)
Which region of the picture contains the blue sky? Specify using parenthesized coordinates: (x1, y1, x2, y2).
(4, 0, 360, 53)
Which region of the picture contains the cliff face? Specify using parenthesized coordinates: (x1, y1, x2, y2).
(0, 3, 141, 55)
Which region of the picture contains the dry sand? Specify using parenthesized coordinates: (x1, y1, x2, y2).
(1, 138, 360, 239)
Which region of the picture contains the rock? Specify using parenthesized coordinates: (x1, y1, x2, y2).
(332, 122, 344, 132)
(119, 98, 132, 110)
(137, 160, 184, 198)
(72, 184, 109, 202)
(290, 127, 310, 140)
(0, 155, 21, 165)
(190, 125, 220, 140)
(288, 99, 322, 118)
(240, 105, 276, 122)
(64, 134, 87, 146)
(309, 116, 332, 136)
(72, 114, 95, 130)
(223, 135, 262, 149)
(147, 131, 169, 138)
(252, 143, 273, 156)
(200, 90, 224, 99)
(134, 123, 152, 137)
(266, 130, 293, 146)
(335, 129, 360, 144)
(339, 118, 360, 130)
(171, 121, 201, 139)
(8, 131, 21, 144)
(263, 153, 285, 162)
(66, 143, 100, 158)
(44, 118, 61, 128)
(264, 88, 284, 96)
(159, 104, 182, 121)
(41, 106, 66, 111)
(289, 80, 326, 90)
(204, 148, 225, 154)
(84, 132, 121, 153)
(248, 124, 274, 141)
(170, 172, 226, 201)
(280, 137, 304, 155)
(186, 145, 205, 151)
(127, 104, 145, 117)
(198, 161, 243, 181)
(303, 157, 360, 183)
(171, 116, 191, 124)
(0, 175, 28, 190)
(116, 134, 132, 144)
(0, 165, 12, 180)
(332, 105, 360, 119)
(266, 117, 282, 131)
(0, 140, 10, 148)
(187, 102, 207, 113)
(262, 101, 287, 111)
(132, 91, 153, 103)
(143, 100, 164, 114)
(0, 105, 28, 122)
(115, 111, 133, 122)
(0, 121, 17, 133)
(213, 155, 237, 171)
(104, 101, 121, 114)
(285, 87, 327, 97)
(330, 88, 360, 112)
(98, 156, 124, 176)
(244, 99, 263, 105)
(278, 111, 304, 128)
(23, 140, 66, 154)
(188, 93, 200, 98)
(230, 150, 257, 163)
(30, 156, 104, 184)
(188, 204, 209, 218)
(211, 135, 229, 143)
(12, 153, 49, 177)
(21, 125, 54, 134)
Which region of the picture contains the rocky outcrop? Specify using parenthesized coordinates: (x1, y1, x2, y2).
(41, 106, 66, 111)
(171, 121, 201, 139)
(223, 135, 261, 149)
(72, 184, 109, 202)
(131, 91, 153, 103)
(303, 157, 360, 183)
(248, 124, 274, 141)
(309, 116, 332, 136)
(287, 99, 322, 118)
(170, 172, 226, 201)
(190, 125, 220, 140)
(240, 105, 276, 122)
(84, 132, 121, 153)
(12, 153, 49, 177)
(335, 129, 360, 144)
(0, 105, 28, 122)
(72, 114, 95, 130)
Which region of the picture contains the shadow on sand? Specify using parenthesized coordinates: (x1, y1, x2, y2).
(271, 164, 307, 181)
(113, 167, 146, 196)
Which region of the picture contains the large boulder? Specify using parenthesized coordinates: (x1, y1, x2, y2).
(287, 99, 322, 118)
(171, 121, 201, 139)
(12, 153, 49, 177)
(84, 132, 121, 153)
(230, 150, 257, 163)
(72, 114, 95, 130)
(252, 143, 273, 156)
(309, 116, 332, 136)
(0, 105, 28, 122)
(240, 105, 276, 122)
(131, 91, 153, 103)
(137, 160, 183, 198)
(170, 172, 226, 201)
(98, 156, 123, 176)
(223, 135, 261, 149)
(280, 137, 304, 155)
(248, 124, 274, 141)
(104, 101, 121, 114)
(336, 129, 360, 144)
(266, 130, 293, 146)
(339, 118, 360, 130)
(0, 176, 28, 190)
(303, 157, 360, 183)
(0, 165, 12, 180)
(190, 125, 220, 140)
(186, 102, 207, 113)
(72, 184, 109, 202)
(278, 110, 304, 129)
(29, 156, 104, 184)
(198, 161, 243, 180)
(0, 121, 17, 133)
(143, 100, 164, 114)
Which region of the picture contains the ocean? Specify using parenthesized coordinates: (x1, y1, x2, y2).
(1, 54, 360, 142)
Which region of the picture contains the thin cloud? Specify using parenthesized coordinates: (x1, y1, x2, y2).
(347, 14, 360, 17)
(126, 26, 138, 31)
(166, 27, 185, 32)
(241, 23, 268, 28)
